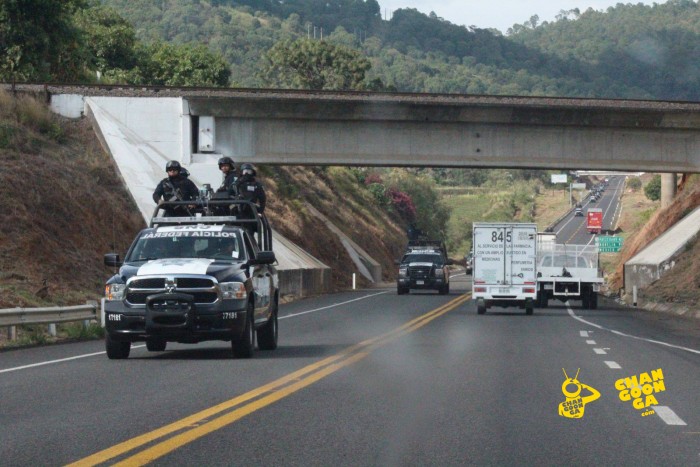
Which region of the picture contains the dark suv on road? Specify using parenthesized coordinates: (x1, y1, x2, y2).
(397, 241, 452, 295)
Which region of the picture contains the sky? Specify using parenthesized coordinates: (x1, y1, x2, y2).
(378, 1, 662, 33)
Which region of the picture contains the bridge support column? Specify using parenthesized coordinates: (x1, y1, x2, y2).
(661, 173, 677, 208)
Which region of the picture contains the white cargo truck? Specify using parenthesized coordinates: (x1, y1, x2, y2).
(472, 223, 538, 315)
(536, 234, 603, 309)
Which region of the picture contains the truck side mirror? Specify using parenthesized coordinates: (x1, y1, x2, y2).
(251, 251, 276, 265)
(104, 253, 122, 267)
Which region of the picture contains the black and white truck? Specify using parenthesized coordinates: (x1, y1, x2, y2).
(396, 240, 452, 295)
(472, 223, 538, 315)
(103, 199, 279, 359)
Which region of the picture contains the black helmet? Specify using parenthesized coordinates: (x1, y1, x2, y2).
(165, 160, 181, 172)
(179, 167, 190, 178)
(218, 156, 234, 169)
(240, 163, 256, 176)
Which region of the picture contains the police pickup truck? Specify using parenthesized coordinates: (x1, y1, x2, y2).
(103, 199, 279, 359)
(396, 240, 452, 295)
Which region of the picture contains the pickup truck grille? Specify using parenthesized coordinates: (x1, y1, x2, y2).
(408, 266, 433, 279)
(125, 276, 218, 306)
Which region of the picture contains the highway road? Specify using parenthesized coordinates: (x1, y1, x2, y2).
(1, 272, 699, 466)
(552, 175, 626, 245)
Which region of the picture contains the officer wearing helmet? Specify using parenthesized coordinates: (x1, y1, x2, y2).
(216, 156, 238, 197)
(235, 163, 266, 226)
(152, 160, 199, 216)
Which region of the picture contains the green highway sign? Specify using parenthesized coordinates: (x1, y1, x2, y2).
(596, 236, 624, 253)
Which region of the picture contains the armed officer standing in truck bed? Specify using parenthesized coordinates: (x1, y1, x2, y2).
(152, 160, 199, 216)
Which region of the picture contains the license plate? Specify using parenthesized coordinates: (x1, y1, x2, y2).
(416, 280, 424, 285)
(498, 287, 511, 294)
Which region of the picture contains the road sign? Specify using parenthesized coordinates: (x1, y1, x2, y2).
(551, 174, 567, 184)
(596, 236, 624, 252)
(571, 183, 586, 190)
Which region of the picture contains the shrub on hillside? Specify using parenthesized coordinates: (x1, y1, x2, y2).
(627, 177, 642, 191)
(387, 187, 416, 222)
(645, 175, 661, 201)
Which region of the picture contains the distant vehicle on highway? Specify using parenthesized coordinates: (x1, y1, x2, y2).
(587, 208, 603, 234)
(574, 204, 583, 216)
(397, 240, 452, 295)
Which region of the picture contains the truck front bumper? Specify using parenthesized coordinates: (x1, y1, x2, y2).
(397, 277, 446, 289)
(104, 294, 248, 343)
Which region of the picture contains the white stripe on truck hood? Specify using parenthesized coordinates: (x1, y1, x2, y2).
(137, 258, 214, 276)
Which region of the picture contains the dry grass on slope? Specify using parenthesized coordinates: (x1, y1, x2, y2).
(0, 91, 145, 308)
(608, 176, 700, 296)
(263, 166, 406, 289)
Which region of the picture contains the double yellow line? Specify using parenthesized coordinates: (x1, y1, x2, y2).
(69, 293, 471, 466)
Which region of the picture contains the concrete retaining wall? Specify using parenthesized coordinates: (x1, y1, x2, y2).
(279, 268, 332, 300)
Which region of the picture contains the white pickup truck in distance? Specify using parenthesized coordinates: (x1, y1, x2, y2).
(535, 240, 603, 309)
(472, 223, 538, 315)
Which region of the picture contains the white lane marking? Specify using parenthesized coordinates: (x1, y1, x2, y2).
(594, 348, 607, 354)
(0, 345, 147, 374)
(654, 406, 687, 426)
(2, 292, 392, 374)
(605, 361, 622, 369)
(567, 305, 700, 355)
(450, 272, 467, 279)
(580, 331, 590, 337)
(280, 291, 388, 320)
(586, 340, 596, 345)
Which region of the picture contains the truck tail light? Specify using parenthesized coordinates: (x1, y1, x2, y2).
(523, 288, 535, 294)
(474, 287, 487, 293)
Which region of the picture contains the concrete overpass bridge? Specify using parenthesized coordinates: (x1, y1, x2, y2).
(9, 84, 699, 298)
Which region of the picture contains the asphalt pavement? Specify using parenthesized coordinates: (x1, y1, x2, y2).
(1, 271, 698, 466)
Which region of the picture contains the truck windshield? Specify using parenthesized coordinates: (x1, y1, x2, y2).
(126, 232, 244, 262)
(402, 254, 443, 265)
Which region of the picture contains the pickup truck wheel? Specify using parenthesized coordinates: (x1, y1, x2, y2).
(146, 338, 167, 352)
(106, 334, 130, 359)
(397, 286, 408, 295)
(257, 295, 278, 351)
(477, 298, 486, 315)
(232, 301, 255, 359)
(439, 284, 449, 295)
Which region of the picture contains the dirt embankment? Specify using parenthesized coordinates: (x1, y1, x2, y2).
(609, 175, 700, 306)
(0, 91, 406, 308)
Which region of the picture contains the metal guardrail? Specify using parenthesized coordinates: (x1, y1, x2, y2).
(0, 304, 97, 327)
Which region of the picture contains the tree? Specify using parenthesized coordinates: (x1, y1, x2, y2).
(73, 4, 138, 73)
(260, 38, 372, 90)
(0, 0, 88, 82)
(133, 41, 231, 87)
(644, 175, 662, 201)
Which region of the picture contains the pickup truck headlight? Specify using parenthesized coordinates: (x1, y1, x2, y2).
(219, 282, 247, 300)
(105, 283, 126, 301)
(434, 268, 445, 277)
(398, 267, 408, 278)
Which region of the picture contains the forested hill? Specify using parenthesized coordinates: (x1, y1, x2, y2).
(101, 0, 700, 100)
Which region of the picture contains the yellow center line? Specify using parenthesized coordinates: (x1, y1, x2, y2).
(68, 293, 470, 467)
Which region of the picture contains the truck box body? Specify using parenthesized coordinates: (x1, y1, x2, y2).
(472, 223, 538, 313)
(587, 208, 603, 234)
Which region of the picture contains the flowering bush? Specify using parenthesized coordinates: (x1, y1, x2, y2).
(387, 187, 416, 222)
